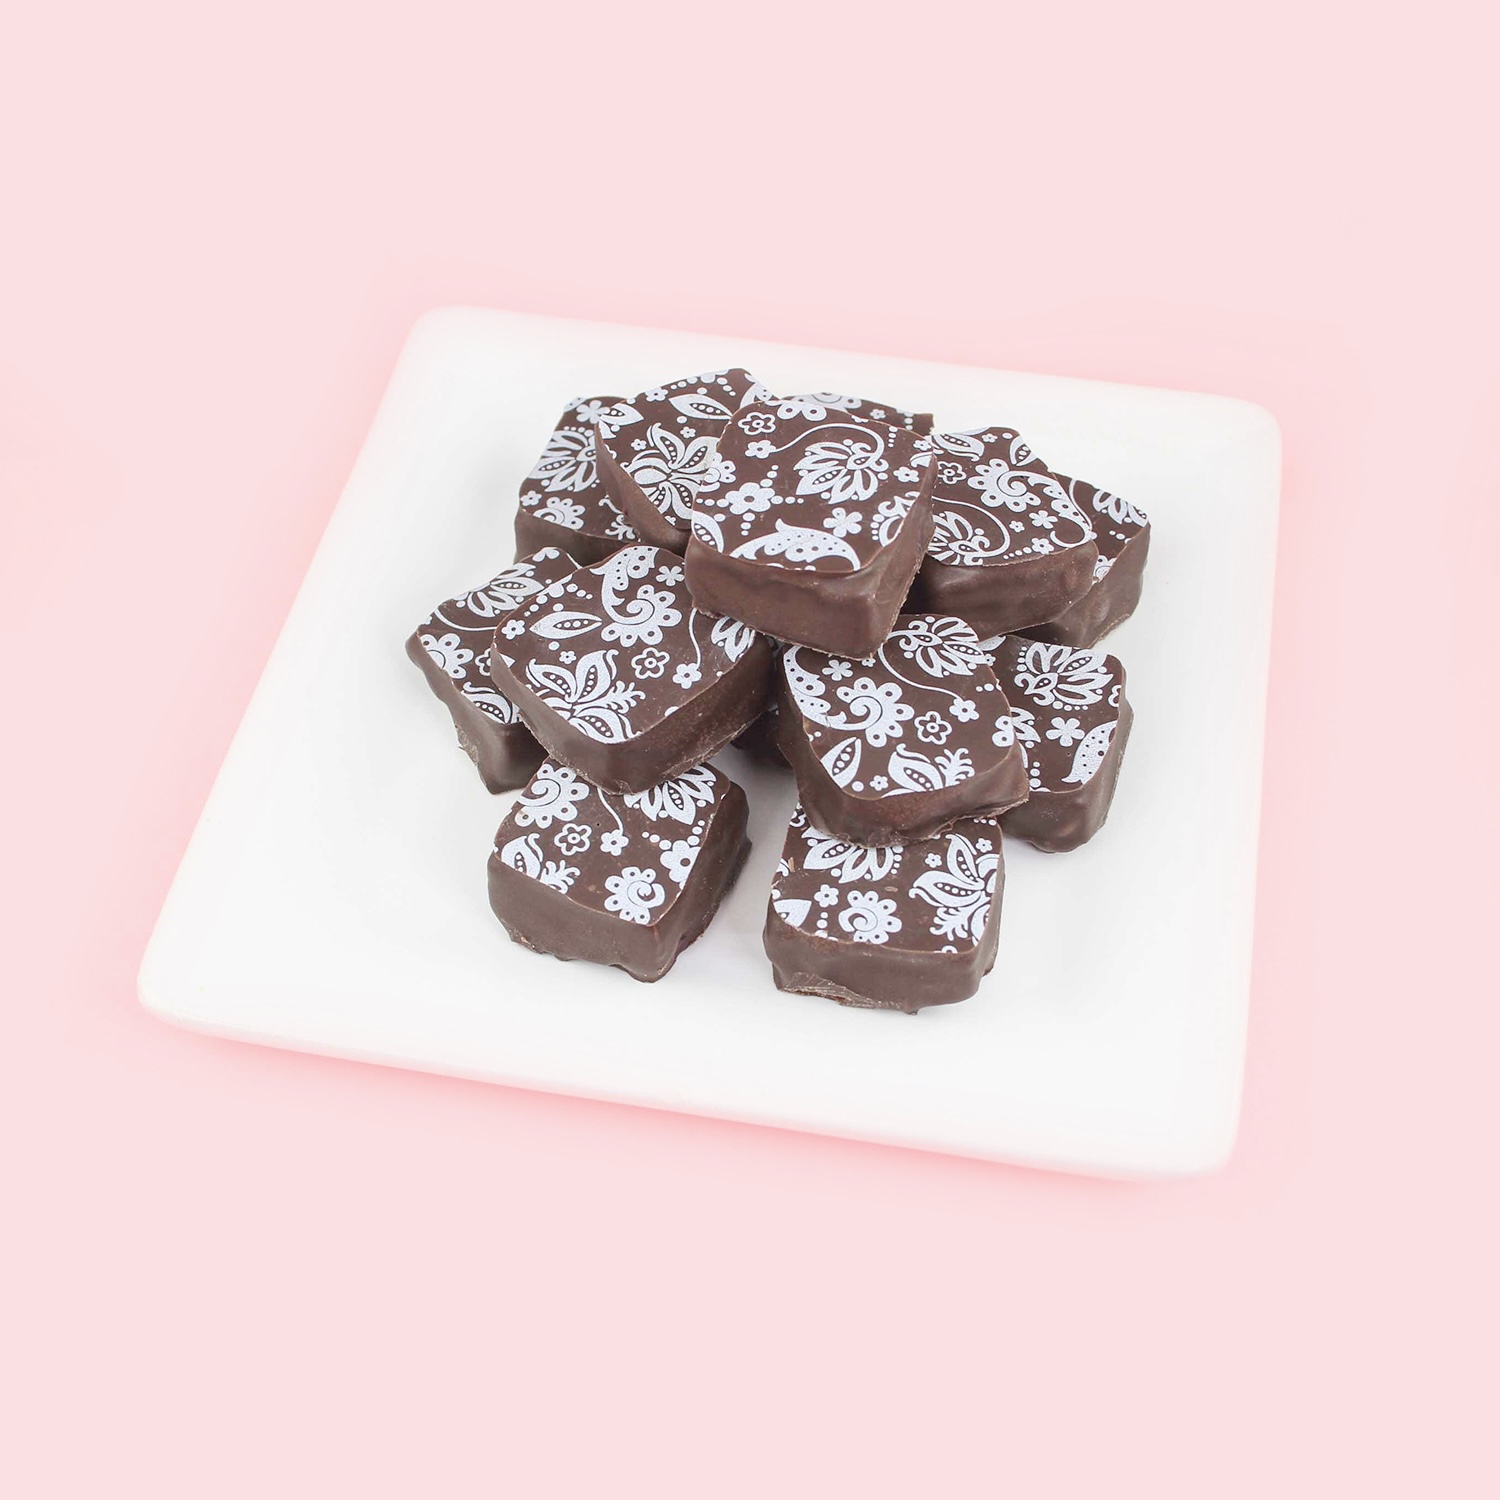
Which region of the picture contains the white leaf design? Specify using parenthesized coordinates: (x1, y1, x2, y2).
(669, 393, 733, 424)
(773, 897, 812, 928)
(499, 833, 543, 878)
(731, 520, 861, 567)
(525, 649, 642, 743)
(820, 737, 862, 788)
(930, 430, 987, 458)
(691, 510, 726, 550)
(529, 611, 603, 640)
(622, 765, 719, 823)
(803, 831, 898, 883)
(709, 613, 756, 663)
(1061, 721, 1117, 786)
(887, 743, 943, 793)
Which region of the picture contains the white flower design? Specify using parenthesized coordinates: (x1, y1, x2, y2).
(1046, 716, 1085, 747)
(599, 584, 682, 649)
(967, 457, 1065, 512)
(525, 650, 644, 742)
(625, 423, 716, 522)
(513, 763, 591, 828)
(745, 440, 775, 459)
(833, 676, 912, 747)
(736, 409, 777, 435)
(659, 838, 700, 886)
(722, 480, 777, 516)
(673, 663, 701, 689)
(823, 506, 862, 538)
(793, 436, 889, 505)
(632, 647, 669, 678)
(888, 616, 986, 678)
(600, 829, 629, 856)
(420, 632, 473, 679)
(801, 824, 900, 884)
(951, 698, 978, 722)
(814, 884, 840, 907)
(908, 832, 999, 943)
(622, 765, 718, 824)
(929, 509, 1005, 565)
(839, 890, 902, 944)
(528, 427, 596, 492)
(1012, 643, 1112, 710)
(603, 866, 666, 925)
(555, 822, 592, 856)
(914, 711, 952, 745)
(454, 560, 554, 620)
(573, 398, 609, 426)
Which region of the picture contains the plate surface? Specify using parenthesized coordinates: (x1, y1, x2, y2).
(140, 307, 1280, 1177)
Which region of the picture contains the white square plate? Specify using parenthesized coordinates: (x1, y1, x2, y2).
(140, 308, 1280, 1178)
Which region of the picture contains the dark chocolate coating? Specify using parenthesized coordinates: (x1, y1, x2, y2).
(515, 397, 639, 565)
(765, 807, 1005, 1012)
(405, 547, 578, 793)
(983, 635, 1133, 852)
(774, 615, 1029, 846)
(592, 369, 759, 552)
(914, 427, 1100, 637)
(732, 696, 789, 767)
(489, 761, 750, 983)
(760, 391, 934, 434)
(1018, 477, 1150, 647)
(684, 403, 937, 658)
(487, 545, 772, 794)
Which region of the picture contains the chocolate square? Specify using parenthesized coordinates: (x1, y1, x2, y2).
(514, 396, 640, 566)
(911, 428, 1100, 637)
(592, 368, 760, 551)
(405, 547, 579, 792)
(764, 807, 1005, 1012)
(486, 544, 773, 794)
(684, 403, 936, 659)
(776, 614, 1029, 846)
(1019, 477, 1150, 647)
(984, 635, 1133, 852)
(489, 760, 750, 983)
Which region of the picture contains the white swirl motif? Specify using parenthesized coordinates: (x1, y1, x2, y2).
(709, 614, 757, 663)
(887, 616, 986, 678)
(603, 866, 666, 925)
(420, 632, 473, 679)
(512, 764, 591, 829)
(887, 744, 974, 793)
(524, 650, 643, 742)
(838, 890, 902, 944)
(454, 555, 561, 619)
(801, 824, 901, 884)
(930, 508, 1008, 564)
(1092, 489, 1148, 527)
(967, 457, 1066, 512)
(908, 831, 999, 943)
(599, 546, 684, 646)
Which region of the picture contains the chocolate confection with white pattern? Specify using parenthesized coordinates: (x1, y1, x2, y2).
(405, 547, 579, 792)
(684, 402, 937, 659)
(760, 390, 934, 435)
(489, 760, 750, 983)
(764, 807, 1005, 1012)
(486, 545, 772, 794)
(911, 428, 1100, 637)
(514, 397, 640, 566)
(1018, 476, 1150, 647)
(775, 614, 1028, 846)
(983, 635, 1133, 852)
(592, 368, 760, 551)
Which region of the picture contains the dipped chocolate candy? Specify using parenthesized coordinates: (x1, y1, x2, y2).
(1020, 477, 1150, 647)
(486, 545, 772, 794)
(776, 614, 1028, 846)
(684, 403, 936, 659)
(765, 807, 1005, 1012)
(984, 635, 1133, 852)
(514, 396, 640, 566)
(489, 760, 750, 982)
(405, 547, 578, 792)
(912, 428, 1099, 637)
(592, 368, 760, 551)
(758, 390, 933, 434)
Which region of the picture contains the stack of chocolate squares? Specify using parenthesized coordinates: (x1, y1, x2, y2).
(408, 368, 1149, 1013)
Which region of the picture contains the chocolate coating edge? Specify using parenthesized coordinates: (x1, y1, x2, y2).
(1019, 527, 1151, 648)
(913, 541, 1100, 638)
(1001, 697, 1134, 852)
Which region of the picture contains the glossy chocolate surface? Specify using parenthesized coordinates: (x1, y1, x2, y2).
(405, 547, 578, 791)
(486, 545, 771, 794)
(775, 614, 1029, 846)
(765, 807, 1005, 1012)
(489, 760, 750, 982)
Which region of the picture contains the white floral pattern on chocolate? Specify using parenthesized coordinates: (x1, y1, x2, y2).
(985, 636, 1127, 794)
(1061, 473, 1148, 576)
(596, 369, 759, 526)
(759, 391, 931, 431)
(926, 429, 1094, 567)
(493, 545, 762, 744)
(770, 807, 1002, 954)
(413, 548, 577, 725)
(782, 615, 1016, 800)
(692, 405, 933, 574)
(495, 759, 738, 921)
(518, 397, 639, 543)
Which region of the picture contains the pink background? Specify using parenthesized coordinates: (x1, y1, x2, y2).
(3, 2, 1495, 1494)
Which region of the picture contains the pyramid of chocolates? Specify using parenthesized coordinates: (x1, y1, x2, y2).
(409, 368, 1149, 1004)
